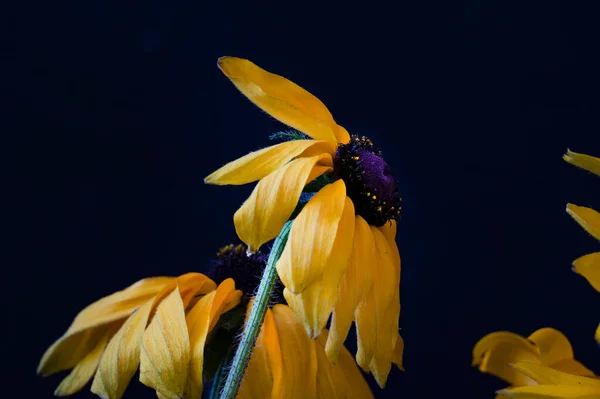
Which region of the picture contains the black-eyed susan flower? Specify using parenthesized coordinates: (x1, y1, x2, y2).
(205, 57, 403, 387)
(38, 244, 373, 399)
(472, 327, 594, 397)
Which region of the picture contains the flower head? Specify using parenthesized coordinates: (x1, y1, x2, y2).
(38, 244, 373, 398)
(205, 57, 403, 386)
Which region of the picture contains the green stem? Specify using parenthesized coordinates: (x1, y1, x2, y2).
(219, 221, 293, 399)
(209, 345, 232, 399)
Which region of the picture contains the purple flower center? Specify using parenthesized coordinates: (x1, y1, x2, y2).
(208, 244, 285, 305)
(334, 135, 401, 226)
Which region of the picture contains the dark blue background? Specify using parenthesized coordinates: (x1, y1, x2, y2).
(5, 1, 600, 397)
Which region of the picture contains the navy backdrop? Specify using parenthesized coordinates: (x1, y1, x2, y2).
(5, 1, 600, 397)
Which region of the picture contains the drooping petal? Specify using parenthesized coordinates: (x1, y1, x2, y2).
(510, 362, 600, 386)
(185, 279, 242, 397)
(392, 333, 405, 371)
(566, 204, 600, 241)
(218, 57, 339, 144)
(284, 196, 355, 337)
(276, 180, 349, 293)
(234, 154, 333, 253)
(139, 286, 191, 399)
(596, 324, 600, 345)
(238, 307, 281, 399)
(335, 125, 351, 145)
(271, 304, 317, 398)
(572, 252, 600, 292)
(326, 216, 376, 361)
(365, 228, 399, 388)
(527, 328, 574, 366)
(204, 140, 335, 186)
(38, 277, 174, 376)
(54, 332, 111, 396)
(563, 149, 600, 177)
(498, 385, 600, 398)
(472, 331, 539, 367)
(91, 300, 154, 399)
(315, 331, 373, 399)
(478, 342, 540, 387)
(551, 358, 595, 377)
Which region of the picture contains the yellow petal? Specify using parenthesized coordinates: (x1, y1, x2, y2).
(392, 333, 405, 371)
(368, 228, 400, 388)
(315, 330, 374, 399)
(335, 333, 375, 399)
(39, 277, 174, 376)
(510, 362, 600, 386)
(527, 328, 574, 366)
(276, 180, 349, 293)
(272, 304, 317, 398)
(596, 323, 600, 345)
(204, 140, 335, 185)
(54, 332, 111, 396)
(479, 342, 540, 386)
(551, 358, 595, 377)
(218, 57, 339, 144)
(572, 252, 600, 292)
(355, 284, 377, 372)
(284, 196, 355, 337)
(473, 331, 539, 367)
(234, 154, 333, 253)
(564, 149, 600, 177)
(238, 307, 282, 399)
(326, 216, 376, 361)
(566, 204, 600, 241)
(140, 286, 191, 399)
(335, 125, 351, 145)
(91, 300, 154, 399)
(186, 279, 242, 396)
(498, 384, 600, 398)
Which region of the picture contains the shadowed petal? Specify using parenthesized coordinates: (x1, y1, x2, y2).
(572, 252, 600, 292)
(234, 154, 333, 253)
(510, 362, 600, 386)
(204, 140, 335, 185)
(527, 328, 574, 366)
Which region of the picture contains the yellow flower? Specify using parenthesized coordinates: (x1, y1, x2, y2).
(564, 149, 600, 341)
(38, 246, 374, 398)
(472, 327, 594, 398)
(496, 362, 600, 398)
(205, 57, 403, 386)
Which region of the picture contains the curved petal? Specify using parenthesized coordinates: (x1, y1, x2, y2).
(38, 277, 174, 376)
(238, 308, 281, 399)
(284, 197, 355, 337)
(392, 333, 405, 371)
(478, 342, 540, 387)
(186, 279, 242, 396)
(315, 331, 373, 399)
(218, 57, 338, 144)
(336, 125, 351, 145)
(527, 328, 574, 366)
(551, 358, 595, 377)
(54, 332, 111, 396)
(572, 252, 600, 292)
(276, 180, 349, 293)
(564, 150, 600, 177)
(498, 385, 600, 398)
(272, 304, 317, 398)
(472, 331, 539, 367)
(91, 300, 154, 399)
(204, 140, 335, 186)
(566, 204, 600, 241)
(510, 362, 600, 386)
(326, 216, 376, 361)
(139, 286, 191, 399)
(367, 228, 399, 388)
(234, 154, 333, 253)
